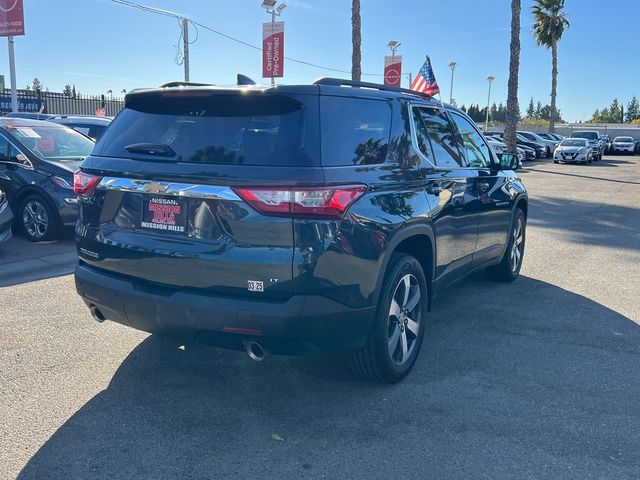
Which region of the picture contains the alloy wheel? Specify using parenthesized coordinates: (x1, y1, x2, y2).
(510, 217, 524, 273)
(387, 274, 422, 365)
(23, 200, 49, 239)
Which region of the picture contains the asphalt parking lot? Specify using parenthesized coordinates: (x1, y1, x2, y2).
(1, 155, 639, 480)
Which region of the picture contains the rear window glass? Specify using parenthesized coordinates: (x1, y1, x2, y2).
(320, 96, 391, 166)
(92, 93, 319, 166)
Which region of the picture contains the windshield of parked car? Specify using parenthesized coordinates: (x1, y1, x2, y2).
(6, 124, 95, 160)
(571, 132, 598, 141)
(561, 139, 587, 147)
(613, 137, 634, 142)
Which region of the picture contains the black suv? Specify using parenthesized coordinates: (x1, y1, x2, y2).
(74, 78, 527, 382)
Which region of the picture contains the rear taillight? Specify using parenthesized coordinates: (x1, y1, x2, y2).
(74, 171, 102, 196)
(233, 186, 366, 219)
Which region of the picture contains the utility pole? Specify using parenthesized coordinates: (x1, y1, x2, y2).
(7, 36, 17, 112)
(485, 76, 495, 131)
(182, 17, 189, 82)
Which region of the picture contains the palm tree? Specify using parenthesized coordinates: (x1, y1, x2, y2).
(532, 0, 570, 133)
(503, 0, 521, 155)
(351, 0, 361, 81)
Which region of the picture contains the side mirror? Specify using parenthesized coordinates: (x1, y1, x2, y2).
(499, 153, 519, 170)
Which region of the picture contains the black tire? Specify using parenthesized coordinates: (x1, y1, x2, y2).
(350, 253, 428, 383)
(18, 194, 61, 242)
(486, 208, 526, 282)
(553, 160, 559, 164)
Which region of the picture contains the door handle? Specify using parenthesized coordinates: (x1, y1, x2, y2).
(479, 182, 490, 193)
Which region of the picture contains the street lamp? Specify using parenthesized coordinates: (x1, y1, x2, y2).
(485, 75, 495, 131)
(448, 61, 457, 104)
(387, 40, 401, 57)
(261, 0, 287, 85)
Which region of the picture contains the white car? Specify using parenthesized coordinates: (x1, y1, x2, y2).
(553, 138, 593, 164)
(611, 136, 635, 154)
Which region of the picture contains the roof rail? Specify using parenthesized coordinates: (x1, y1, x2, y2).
(313, 77, 432, 99)
(159, 81, 213, 88)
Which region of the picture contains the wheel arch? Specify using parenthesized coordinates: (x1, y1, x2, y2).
(12, 185, 62, 225)
(374, 224, 436, 310)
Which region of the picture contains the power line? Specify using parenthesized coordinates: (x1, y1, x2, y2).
(110, 0, 385, 77)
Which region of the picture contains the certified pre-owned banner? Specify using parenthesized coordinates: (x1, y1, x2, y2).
(263, 21, 284, 79)
(384, 55, 402, 87)
(0, 0, 25, 37)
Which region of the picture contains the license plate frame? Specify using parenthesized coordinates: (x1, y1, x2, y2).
(140, 195, 188, 235)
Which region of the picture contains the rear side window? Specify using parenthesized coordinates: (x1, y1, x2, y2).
(450, 113, 492, 168)
(92, 93, 319, 166)
(414, 107, 464, 168)
(320, 96, 391, 166)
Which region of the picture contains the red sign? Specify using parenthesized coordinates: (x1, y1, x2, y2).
(384, 55, 402, 87)
(0, 0, 25, 37)
(263, 21, 284, 79)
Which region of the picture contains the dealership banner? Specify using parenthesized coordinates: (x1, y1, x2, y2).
(262, 21, 284, 78)
(384, 55, 402, 87)
(0, 0, 25, 36)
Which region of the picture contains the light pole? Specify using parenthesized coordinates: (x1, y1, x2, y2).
(387, 40, 400, 57)
(485, 75, 495, 131)
(448, 61, 457, 104)
(261, 0, 287, 85)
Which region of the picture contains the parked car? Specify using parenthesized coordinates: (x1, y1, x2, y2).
(517, 130, 558, 157)
(553, 138, 592, 164)
(0, 188, 13, 244)
(73, 78, 528, 383)
(569, 131, 604, 161)
(0, 118, 95, 241)
(611, 136, 636, 154)
(600, 134, 612, 154)
(49, 115, 112, 142)
(486, 136, 524, 166)
(538, 132, 564, 143)
(2, 112, 56, 120)
(485, 132, 541, 160)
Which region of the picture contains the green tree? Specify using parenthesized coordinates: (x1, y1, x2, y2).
(532, 0, 570, 133)
(63, 84, 73, 97)
(32, 78, 42, 91)
(504, 0, 521, 154)
(625, 96, 639, 122)
(535, 101, 543, 118)
(351, 0, 361, 81)
(609, 98, 621, 122)
(526, 98, 535, 117)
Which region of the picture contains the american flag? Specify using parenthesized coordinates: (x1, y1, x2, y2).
(410, 56, 440, 96)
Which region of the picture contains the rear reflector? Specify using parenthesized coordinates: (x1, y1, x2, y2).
(74, 171, 102, 196)
(233, 186, 366, 219)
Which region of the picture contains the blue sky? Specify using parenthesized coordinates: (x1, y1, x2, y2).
(2, 0, 638, 121)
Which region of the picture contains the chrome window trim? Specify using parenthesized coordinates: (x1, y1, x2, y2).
(97, 177, 241, 201)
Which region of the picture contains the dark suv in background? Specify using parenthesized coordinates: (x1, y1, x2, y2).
(74, 78, 527, 382)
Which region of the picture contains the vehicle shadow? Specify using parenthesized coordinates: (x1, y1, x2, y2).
(0, 227, 76, 287)
(17, 275, 640, 479)
(528, 195, 640, 252)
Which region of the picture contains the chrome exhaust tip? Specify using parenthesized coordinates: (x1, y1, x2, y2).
(89, 305, 106, 323)
(245, 341, 265, 362)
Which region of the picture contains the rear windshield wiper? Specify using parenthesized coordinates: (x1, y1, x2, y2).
(124, 143, 177, 157)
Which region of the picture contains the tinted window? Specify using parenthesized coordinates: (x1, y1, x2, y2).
(320, 96, 391, 166)
(450, 113, 492, 168)
(415, 107, 463, 168)
(94, 93, 318, 166)
(411, 108, 432, 161)
(0, 135, 8, 161)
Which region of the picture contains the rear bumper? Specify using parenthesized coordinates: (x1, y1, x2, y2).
(75, 263, 376, 355)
